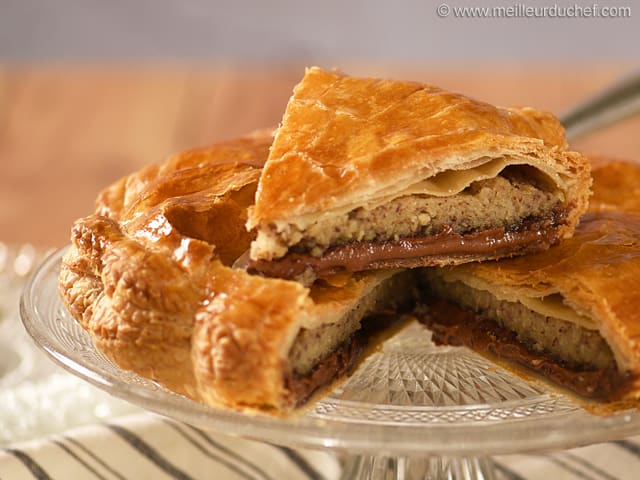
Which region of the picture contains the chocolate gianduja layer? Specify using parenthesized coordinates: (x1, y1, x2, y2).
(250, 214, 564, 280)
(416, 299, 633, 400)
(284, 312, 403, 407)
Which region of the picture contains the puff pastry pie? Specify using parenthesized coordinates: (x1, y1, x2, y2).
(418, 158, 640, 401)
(59, 131, 416, 412)
(58, 67, 635, 412)
(247, 67, 591, 281)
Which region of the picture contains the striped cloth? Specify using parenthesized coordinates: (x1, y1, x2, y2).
(0, 413, 340, 480)
(1, 413, 639, 480)
(494, 440, 640, 480)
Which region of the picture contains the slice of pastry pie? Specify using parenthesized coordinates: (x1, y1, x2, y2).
(247, 67, 591, 281)
(418, 158, 640, 402)
(59, 131, 415, 412)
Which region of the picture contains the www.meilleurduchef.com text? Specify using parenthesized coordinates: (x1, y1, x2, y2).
(436, 3, 632, 18)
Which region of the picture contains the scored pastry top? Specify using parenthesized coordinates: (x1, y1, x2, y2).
(248, 67, 590, 237)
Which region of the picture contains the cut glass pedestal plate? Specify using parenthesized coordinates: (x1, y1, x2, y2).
(21, 249, 640, 480)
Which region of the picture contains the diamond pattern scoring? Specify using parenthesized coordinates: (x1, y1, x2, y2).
(316, 322, 576, 424)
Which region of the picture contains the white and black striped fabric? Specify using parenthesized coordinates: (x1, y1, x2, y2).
(0, 413, 340, 480)
(492, 439, 640, 480)
(1, 413, 639, 480)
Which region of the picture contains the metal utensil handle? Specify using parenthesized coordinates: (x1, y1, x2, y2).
(560, 70, 640, 141)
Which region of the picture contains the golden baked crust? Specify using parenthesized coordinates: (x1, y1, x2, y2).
(59, 132, 271, 402)
(248, 67, 591, 266)
(589, 156, 640, 213)
(59, 130, 407, 411)
(428, 158, 640, 400)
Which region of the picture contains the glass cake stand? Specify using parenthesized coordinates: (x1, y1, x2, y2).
(21, 248, 640, 480)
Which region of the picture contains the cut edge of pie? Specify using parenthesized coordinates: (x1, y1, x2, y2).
(417, 189, 640, 402)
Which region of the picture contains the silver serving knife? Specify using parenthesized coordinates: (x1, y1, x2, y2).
(560, 70, 640, 141)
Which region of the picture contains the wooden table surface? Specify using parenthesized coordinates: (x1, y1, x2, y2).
(1, 64, 639, 247)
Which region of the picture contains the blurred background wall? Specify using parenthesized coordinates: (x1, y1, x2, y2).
(1, 0, 638, 245)
(1, 0, 637, 62)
